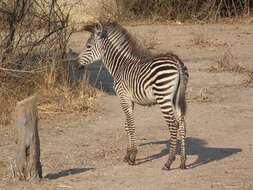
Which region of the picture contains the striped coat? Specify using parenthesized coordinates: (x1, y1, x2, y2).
(79, 22, 188, 169)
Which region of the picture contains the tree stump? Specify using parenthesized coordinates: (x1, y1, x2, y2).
(11, 95, 42, 180)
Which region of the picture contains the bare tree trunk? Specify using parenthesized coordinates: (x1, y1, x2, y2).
(11, 95, 42, 181)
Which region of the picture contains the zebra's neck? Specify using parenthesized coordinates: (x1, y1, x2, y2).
(100, 31, 140, 77)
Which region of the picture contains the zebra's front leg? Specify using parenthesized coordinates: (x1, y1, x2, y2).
(120, 99, 137, 165)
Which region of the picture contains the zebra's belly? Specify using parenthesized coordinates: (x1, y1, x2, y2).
(131, 86, 156, 106)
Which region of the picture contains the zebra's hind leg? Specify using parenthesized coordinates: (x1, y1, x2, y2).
(164, 117, 178, 170)
(124, 148, 137, 165)
(119, 98, 137, 165)
(178, 116, 187, 169)
(157, 98, 179, 170)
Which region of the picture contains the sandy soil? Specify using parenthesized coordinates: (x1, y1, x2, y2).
(0, 23, 253, 190)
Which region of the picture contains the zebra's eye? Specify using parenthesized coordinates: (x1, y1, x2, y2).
(86, 44, 92, 49)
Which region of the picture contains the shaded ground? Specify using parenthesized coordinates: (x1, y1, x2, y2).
(0, 23, 253, 190)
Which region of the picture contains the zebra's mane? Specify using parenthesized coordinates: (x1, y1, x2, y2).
(152, 52, 181, 61)
(102, 21, 152, 60)
(102, 22, 182, 62)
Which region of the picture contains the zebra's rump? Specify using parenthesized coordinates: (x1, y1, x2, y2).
(120, 56, 182, 106)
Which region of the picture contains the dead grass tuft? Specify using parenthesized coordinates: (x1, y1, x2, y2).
(198, 88, 210, 101)
(191, 33, 210, 47)
(187, 87, 212, 103)
(38, 77, 99, 116)
(0, 76, 99, 125)
(208, 49, 245, 73)
(244, 71, 253, 88)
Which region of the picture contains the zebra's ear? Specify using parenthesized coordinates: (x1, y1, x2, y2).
(94, 22, 107, 39)
(95, 22, 103, 33)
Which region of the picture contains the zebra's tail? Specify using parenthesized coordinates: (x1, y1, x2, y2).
(175, 63, 188, 116)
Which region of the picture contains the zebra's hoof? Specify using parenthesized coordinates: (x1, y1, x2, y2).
(163, 156, 175, 170)
(123, 155, 135, 165)
(180, 163, 186, 169)
(162, 165, 170, 170)
(124, 149, 137, 165)
(163, 162, 171, 170)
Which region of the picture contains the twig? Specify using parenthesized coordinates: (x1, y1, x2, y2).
(10, 161, 15, 178)
(0, 66, 48, 73)
(57, 185, 73, 189)
(215, 0, 223, 20)
(94, 64, 103, 86)
(223, 0, 231, 17)
(202, 0, 217, 21)
(231, 0, 238, 17)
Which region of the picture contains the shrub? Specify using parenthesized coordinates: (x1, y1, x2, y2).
(0, 0, 97, 125)
(115, 0, 252, 21)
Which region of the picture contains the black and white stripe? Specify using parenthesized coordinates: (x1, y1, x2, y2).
(79, 22, 189, 169)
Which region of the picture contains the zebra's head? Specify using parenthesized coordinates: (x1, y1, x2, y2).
(78, 22, 107, 68)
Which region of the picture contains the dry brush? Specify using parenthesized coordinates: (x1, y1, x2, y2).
(0, 0, 97, 125)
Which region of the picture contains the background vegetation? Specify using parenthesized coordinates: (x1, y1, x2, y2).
(0, 0, 252, 125)
(115, 0, 252, 21)
(0, 0, 97, 125)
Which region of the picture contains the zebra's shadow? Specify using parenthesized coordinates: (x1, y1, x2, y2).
(45, 167, 95, 180)
(137, 137, 242, 168)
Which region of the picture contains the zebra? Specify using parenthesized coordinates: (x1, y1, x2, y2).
(78, 21, 189, 170)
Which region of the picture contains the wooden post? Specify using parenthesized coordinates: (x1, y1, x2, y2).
(11, 95, 42, 180)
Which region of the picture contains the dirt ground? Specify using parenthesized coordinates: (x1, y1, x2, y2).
(1, 23, 253, 190)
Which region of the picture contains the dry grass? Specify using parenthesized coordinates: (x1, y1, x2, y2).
(56, 0, 117, 24)
(208, 49, 245, 73)
(0, 75, 99, 126)
(114, 0, 252, 21)
(0, 68, 39, 126)
(244, 71, 253, 87)
(54, 0, 253, 25)
(198, 88, 210, 101)
(0, 97, 16, 126)
(207, 49, 253, 89)
(143, 33, 160, 50)
(0, 52, 99, 126)
(187, 87, 212, 103)
(55, 0, 252, 24)
(191, 33, 210, 46)
(0, 1, 100, 126)
(0, 73, 99, 126)
(190, 33, 229, 49)
(38, 77, 99, 116)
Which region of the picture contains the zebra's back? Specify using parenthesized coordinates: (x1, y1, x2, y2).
(114, 54, 186, 107)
